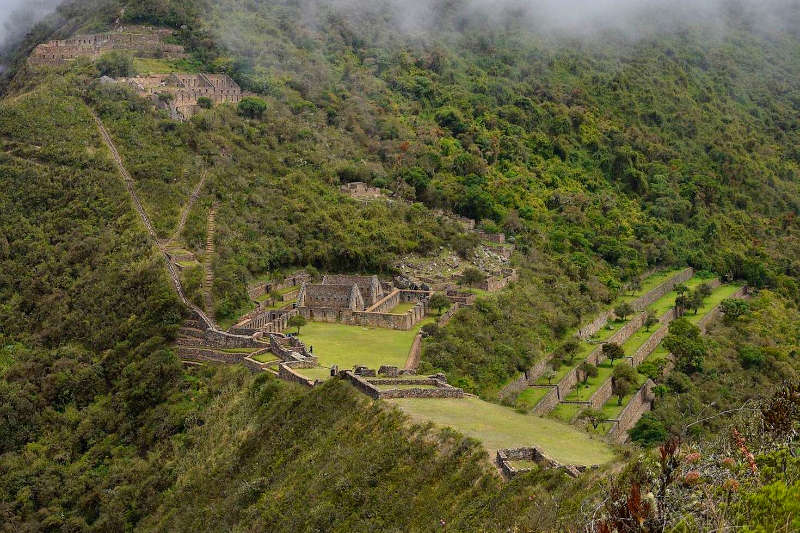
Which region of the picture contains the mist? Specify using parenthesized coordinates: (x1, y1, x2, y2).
(306, 0, 800, 39)
(0, 0, 64, 51)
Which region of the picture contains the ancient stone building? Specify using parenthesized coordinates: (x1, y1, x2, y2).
(118, 73, 242, 119)
(321, 274, 384, 306)
(340, 182, 384, 199)
(297, 284, 366, 312)
(28, 26, 186, 66)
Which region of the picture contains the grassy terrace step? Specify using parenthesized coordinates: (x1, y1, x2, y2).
(296, 366, 335, 382)
(596, 282, 745, 427)
(390, 397, 615, 466)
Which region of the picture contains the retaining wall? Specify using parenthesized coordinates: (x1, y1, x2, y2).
(607, 380, 655, 443)
(342, 372, 464, 399)
(532, 386, 560, 415)
(278, 363, 315, 387)
(405, 332, 423, 370)
(496, 448, 585, 478)
(203, 328, 267, 349)
(437, 303, 461, 327)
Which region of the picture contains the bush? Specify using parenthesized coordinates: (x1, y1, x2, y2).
(197, 97, 213, 109)
(96, 52, 134, 78)
(629, 413, 668, 446)
(238, 97, 268, 119)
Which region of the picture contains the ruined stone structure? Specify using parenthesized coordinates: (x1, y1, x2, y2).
(475, 230, 506, 244)
(340, 182, 384, 199)
(445, 290, 477, 306)
(496, 448, 589, 478)
(298, 276, 430, 330)
(343, 372, 465, 399)
(118, 73, 242, 119)
(29, 26, 186, 66)
(478, 268, 518, 292)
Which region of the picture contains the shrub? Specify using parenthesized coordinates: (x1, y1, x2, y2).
(96, 52, 134, 78)
(238, 97, 268, 119)
(197, 97, 213, 109)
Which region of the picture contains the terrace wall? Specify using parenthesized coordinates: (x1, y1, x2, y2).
(366, 289, 401, 313)
(607, 380, 655, 443)
(496, 448, 586, 478)
(405, 331, 423, 370)
(203, 328, 266, 349)
(342, 372, 464, 399)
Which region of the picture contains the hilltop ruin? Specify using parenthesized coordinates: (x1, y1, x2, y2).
(28, 26, 186, 66)
(118, 73, 243, 119)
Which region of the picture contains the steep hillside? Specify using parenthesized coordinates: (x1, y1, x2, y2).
(1, 0, 800, 531)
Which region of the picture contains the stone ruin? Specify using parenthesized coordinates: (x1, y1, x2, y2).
(340, 182, 384, 199)
(496, 448, 593, 479)
(28, 26, 186, 67)
(296, 275, 431, 330)
(118, 73, 242, 119)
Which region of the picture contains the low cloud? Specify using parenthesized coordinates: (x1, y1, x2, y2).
(0, 0, 64, 50)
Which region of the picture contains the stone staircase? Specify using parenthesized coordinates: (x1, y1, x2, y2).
(203, 204, 217, 319)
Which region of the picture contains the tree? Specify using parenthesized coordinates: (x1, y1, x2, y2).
(559, 339, 581, 365)
(96, 51, 134, 77)
(197, 97, 213, 109)
(579, 408, 605, 430)
(462, 268, 486, 287)
(288, 315, 306, 335)
(688, 290, 704, 314)
(614, 302, 634, 321)
(428, 293, 451, 316)
(675, 283, 689, 295)
(698, 283, 713, 298)
(652, 384, 668, 406)
(612, 363, 638, 405)
(420, 323, 440, 338)
(238, 97, 268, 119)
(629, 413, 668, 446)
(644, 310, 659, 331)
(602, 342, 625, 366)
(579, 361, 598, 384)
(544, 369, 557, 385)
(720, 298, 750, 322)
(675, 293, 690, 316)
(663, 319, 706, 374)
(269, 290, 282, 307)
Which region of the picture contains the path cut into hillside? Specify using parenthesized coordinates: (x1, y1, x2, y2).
(171, 169, 208, 241)
(92, 110, 216, 330)
(203, 203, 218, 320)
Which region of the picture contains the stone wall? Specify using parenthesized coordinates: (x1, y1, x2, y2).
(697, 285, 746, 333)
(496, 448, 586, 478)
(177, 346, 242, 364)
(587, 376, 615, 410)
(446, 290, 476, 306)
(203, 328, 266, 349)
(532, 386, 560, 415)
(475, 230, 506, 244)
(437, 303, 461, 327)
(405, 331, 423, 370)
(301, 296, 427, 331)
(278, 363, 315, 387)
(630, 323, 669, 366)
(478, 269, 518, 292)
(607, 380, 655, 443)
(366, 289, 401, 313)
(342, 372, 464, 399)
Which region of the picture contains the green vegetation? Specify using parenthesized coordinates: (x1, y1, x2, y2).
(295, 365, 333, 382)
(388, 301, 417, 314)
(390, 397, 615, 465)
(297, 321, 428, 370)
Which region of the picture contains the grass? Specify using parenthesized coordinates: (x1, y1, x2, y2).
(252, 353, 279, 364)
(507, 460, 540, 470)
(647, 276, 714, 317)
(389, 397, 615, 466)
(298, 319, 433, 371)
(514, 387, 551, 411)
(389, 302, 417, 314)
(296, 366, 334, 382)
(550, 403, 584, 423)
(613, 268, 685, 307)
(133, 57, 202, 74)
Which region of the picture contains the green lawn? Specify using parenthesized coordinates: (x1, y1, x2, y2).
(390, 397, 615, 466)
(550, 403, 583, 423)
(133, 57, 202, 74)
(515, 387, 551, 411)
(252, 353, 279, 364)
(647, 275, 716, 317)
(389, 302, 417, 314)
(296, 366, 334, 382)
(298, 320, 432, 371)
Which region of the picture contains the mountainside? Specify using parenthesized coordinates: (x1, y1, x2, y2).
(1, 0, 800, 531)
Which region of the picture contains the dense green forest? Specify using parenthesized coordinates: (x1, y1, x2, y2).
(1, 0, 799, 530)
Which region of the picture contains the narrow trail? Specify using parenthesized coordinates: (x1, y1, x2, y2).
(171, 169, 208, 241)
(203, 203, 218, 320)
(92, 110, 217, 330)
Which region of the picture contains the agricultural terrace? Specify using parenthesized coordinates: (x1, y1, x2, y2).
(294, 319, 434, 380)
(389, 397, 615, 466)
(547, 276, 739, 423)
(589, 281, 745, 432)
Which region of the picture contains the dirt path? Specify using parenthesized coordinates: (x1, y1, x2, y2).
(92, 110, 216, 330)
(171, 169, 208, 241)
(203, 203, 218, 320)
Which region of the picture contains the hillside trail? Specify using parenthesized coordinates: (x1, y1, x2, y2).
(203, 203, 218, 320)
(91, 110, 217, 330)
(171, 168, 208, 241)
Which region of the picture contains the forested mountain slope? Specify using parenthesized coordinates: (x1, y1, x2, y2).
(1, 0, 799, 531)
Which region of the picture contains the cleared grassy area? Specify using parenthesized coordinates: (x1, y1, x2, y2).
(296, 366, 334, 382)
(133, 57, 203, 74)
(252, 353, 279, 364)
(389, 302, 417, 314)
(515, 387, 551, 410)
(550, 403, 583, 423)
(647, 275, 715, 317)
(389, 397, 615, 465)
(508, 460, 540, 470)
(615, 268, 685, 306)
(298, 319, 433, 370)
